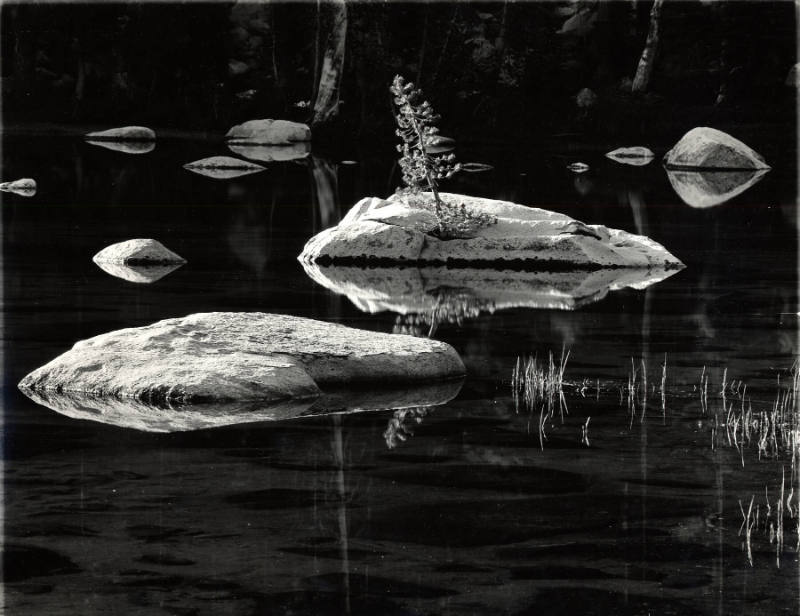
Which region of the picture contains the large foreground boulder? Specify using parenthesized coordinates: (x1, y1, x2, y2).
(299, 193, 683, 268)
(663, 127, 770, 170)
(19, 312, 465, 407)
(225, 119, 311, 145)
(302, 263, 681, 315)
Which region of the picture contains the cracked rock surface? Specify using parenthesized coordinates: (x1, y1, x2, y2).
(299, 193, 684, 268)
(18, 312, 465, 405)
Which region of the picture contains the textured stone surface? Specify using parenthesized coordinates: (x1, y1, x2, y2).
(299, 193, 683, 268)
(19, 312, 465, 406)
(302, 263, 682, 314)
(663, 127, 770, 169)
(84, 126, 156, 141)
(225, 119, 311, 144)
(21, 379, 462, 433)
(183, 156, 265, 179)
(605, 146, 655, 166)
(0, 178, 37, 197)
(666, 168, 770, 208)
(93, 239, 186, 266)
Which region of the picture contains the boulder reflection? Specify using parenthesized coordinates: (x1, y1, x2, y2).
(302, 262, 682, 330)
(20, 379, 462, 433)
(666, 168, 770, 208)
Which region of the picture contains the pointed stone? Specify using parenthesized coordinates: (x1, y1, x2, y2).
(93, 238, 186, 266)
(567, 162, 590, 173)
(183, 156, 265, 179)
(84, 126, 156, 141)
(663, 127, 770, 169)
(0, 178, 36, 197)
(86, 140, 155, 155)
(605, 146, 655, 166)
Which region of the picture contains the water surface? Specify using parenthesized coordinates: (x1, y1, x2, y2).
(3, 133, 798, 615)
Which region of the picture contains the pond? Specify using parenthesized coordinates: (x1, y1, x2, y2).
(3, 132, 798, 614)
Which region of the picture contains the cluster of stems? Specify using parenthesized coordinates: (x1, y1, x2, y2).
(390, 75, 459, 223)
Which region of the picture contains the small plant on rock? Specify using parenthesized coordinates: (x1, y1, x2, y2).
(391, 75, 496, 239)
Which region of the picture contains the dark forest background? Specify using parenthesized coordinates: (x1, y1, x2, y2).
(1, 1, 796, 144)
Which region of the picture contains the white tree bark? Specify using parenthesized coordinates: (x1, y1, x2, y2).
(312, 0, 347, 126)
(632, 0, 665, 93)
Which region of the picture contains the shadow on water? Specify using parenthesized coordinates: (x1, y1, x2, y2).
(2, 132, 798, 614)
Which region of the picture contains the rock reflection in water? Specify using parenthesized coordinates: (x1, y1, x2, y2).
(93, 261, 185, 283)
(666, 168, 770, 208)
(227, 142, 311, 163)
(20, 379, 462, 433)
(85, 140, 156, 155)
(302, 262, 682, 329)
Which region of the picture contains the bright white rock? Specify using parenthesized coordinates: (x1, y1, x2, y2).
(663, 127, 770, 169)
(299, 193, 684, 268)
(84, 126, 156, 141)
(93, 238, 186, 266)
(18, 312, 465, 407)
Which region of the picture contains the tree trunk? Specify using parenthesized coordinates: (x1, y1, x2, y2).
(631, 0, 665, 93)
(311, 0, 347, 127)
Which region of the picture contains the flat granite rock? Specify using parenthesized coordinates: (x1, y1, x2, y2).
(299, 192, 683, 268)
(18, 312, 465, 406)
(225, 119, 311, 145)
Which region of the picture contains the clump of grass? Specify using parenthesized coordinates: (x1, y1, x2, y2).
(512, 347, 570, 449)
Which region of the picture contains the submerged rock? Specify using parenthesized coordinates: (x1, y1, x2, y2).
(605, 147, 655, 166)
(0, 178, 37, 197)
(225, 119, 311, 145)
(84, 126, 156, 141)
(93, 238, 186, 266)
(299, 193, 684, 268)
(18, 312, 465, 408)
(302, 262, 682, 316)
(183, 156, 265, 179)
(567, 162, 590, 173)
(21, 379, 462, 433)
(663, 127, 770, 170)
(86, 140, 155, 155)
(666, 168, 770, 208)
(94, 262, 184, 284)
(227, 142, 310, 162)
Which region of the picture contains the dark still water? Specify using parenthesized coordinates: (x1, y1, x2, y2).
(2, 133, 799, 615)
